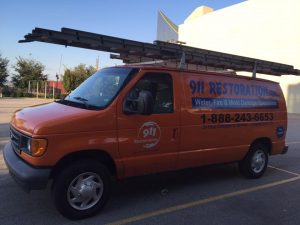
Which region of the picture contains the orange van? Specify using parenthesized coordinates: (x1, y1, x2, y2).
(4, 65, 288, 219)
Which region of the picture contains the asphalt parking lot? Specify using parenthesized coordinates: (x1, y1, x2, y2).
(0, 98, 300, 225)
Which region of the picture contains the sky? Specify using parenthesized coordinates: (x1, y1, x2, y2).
(0, 0, 245, 80)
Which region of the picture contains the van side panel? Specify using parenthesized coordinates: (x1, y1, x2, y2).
(178, 72, 286, 169)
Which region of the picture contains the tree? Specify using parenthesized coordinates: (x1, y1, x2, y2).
(0, 54, 9, 87)
(11, 57, 47, 89)
(62, 64, 97, 93)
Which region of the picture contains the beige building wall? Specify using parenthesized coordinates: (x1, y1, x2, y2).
(179, 0, 300, 113)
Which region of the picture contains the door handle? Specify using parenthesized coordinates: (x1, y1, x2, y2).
(172, 128, 178, 140)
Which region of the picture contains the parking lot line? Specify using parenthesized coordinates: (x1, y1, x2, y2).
(106, 176, 300, 225)
(268, 165, 300, 176)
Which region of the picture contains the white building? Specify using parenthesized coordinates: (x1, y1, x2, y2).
(157, 0, 300, 113)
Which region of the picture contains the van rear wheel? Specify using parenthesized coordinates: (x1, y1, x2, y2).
(239, 142, 268, 179)
(53, 160, 110, 220)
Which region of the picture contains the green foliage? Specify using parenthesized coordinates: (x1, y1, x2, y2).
(11, 57, 47, 88)
(1, 86, 33, 97)
(62, 64, 97, 93)
(0, 54, 9, 87)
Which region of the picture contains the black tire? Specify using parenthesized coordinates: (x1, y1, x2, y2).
(53, 160, 111, 220)
(239, 142, 269, 179)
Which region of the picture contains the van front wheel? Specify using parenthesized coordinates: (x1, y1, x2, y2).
(239, 143, 268, 179)
(53, 160, 110, 220)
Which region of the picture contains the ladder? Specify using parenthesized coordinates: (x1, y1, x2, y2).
(19, 27, 300, 77)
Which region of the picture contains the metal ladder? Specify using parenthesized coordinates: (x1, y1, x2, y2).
(19, 27, 300, 77)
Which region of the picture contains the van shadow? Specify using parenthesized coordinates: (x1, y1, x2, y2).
(112, 164, 240, 196)
(106, 164, 241, 212)
(0, 174, 58, 223)
(0, 163, 241, 224)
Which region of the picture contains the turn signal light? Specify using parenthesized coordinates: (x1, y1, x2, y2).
(31, 139, 47, 157)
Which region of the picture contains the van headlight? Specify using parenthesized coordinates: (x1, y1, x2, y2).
(27, 139, 32, 152)
(21, 137, 47, 157)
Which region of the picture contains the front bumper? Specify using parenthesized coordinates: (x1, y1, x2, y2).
(3, 142, 51, 191)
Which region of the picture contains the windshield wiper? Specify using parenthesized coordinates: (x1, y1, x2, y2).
(74, 96, 89, 109)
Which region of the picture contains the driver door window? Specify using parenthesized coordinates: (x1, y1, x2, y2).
(126, 73, 173, 114)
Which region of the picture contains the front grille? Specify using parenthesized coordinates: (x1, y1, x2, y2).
(10, 127, 22, 154)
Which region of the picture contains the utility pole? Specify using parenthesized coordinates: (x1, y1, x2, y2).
(28, 81, 31, 93)
(55, 73, 59, 98)
(36, 81, 39, 98)
(44, 81, 47, 99)
(58, 54, 63, 76)
(96, 56, 99, 70)
(52, 81, 55, 99)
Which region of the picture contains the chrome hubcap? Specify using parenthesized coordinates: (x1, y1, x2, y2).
(251, 150, 266, 173)
(67, 172, 103, 210)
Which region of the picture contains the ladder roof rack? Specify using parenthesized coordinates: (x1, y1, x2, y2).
(19, 27, 300, 76)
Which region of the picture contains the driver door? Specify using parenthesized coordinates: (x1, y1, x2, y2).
(117, 71, 180, 177)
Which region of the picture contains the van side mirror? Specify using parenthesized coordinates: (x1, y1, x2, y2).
(123, 90, 154, 115)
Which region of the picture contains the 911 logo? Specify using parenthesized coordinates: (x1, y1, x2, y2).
(134, 121, 161, 148)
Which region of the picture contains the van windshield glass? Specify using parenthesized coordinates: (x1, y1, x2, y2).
(62, 67, 136, 109)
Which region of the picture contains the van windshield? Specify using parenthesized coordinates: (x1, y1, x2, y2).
(60, 67, 137, 110)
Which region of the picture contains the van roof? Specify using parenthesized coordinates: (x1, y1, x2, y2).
(114, 65, 279, 84)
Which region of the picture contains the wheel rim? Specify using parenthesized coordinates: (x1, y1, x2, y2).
(67, 172, 104, 210)
(251, 150, 266, 173)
